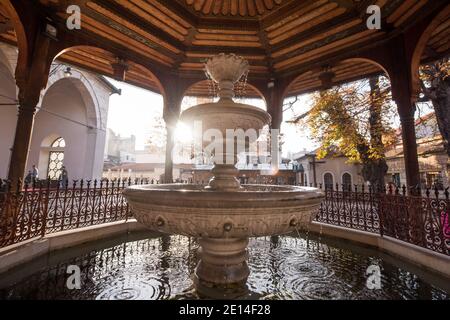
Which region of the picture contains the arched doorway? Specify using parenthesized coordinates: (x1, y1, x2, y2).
(27, 76, 101, 180)
(45, 137, 66, 180)
(342, 172, 352, 191)
(324, 172, 334, 190)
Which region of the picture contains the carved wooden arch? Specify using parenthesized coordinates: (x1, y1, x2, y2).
(1, 1, 28, 87)
(339, 58, 391, 81)
(0, 43, 17, 78)
(282, 57, 390, 100)
(282, 70, 317, 100)
(55, 45, 167, 101)
(277, 58, 390, 130)
(411, 4, 450, 97)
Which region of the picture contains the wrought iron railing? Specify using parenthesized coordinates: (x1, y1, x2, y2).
(379, 187, 450, 255)
(0, 178, 152, 248)
(315, 185, 380, 233)
(315, 184, 450, 256)
(0, 179, 449, 257)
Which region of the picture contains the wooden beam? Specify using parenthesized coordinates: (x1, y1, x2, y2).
(93, 0, 186, 52)
(270, 12, 361, 59)
(154, 0, 199, 27)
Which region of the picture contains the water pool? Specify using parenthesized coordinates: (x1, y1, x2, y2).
(0, 231, 448, 300)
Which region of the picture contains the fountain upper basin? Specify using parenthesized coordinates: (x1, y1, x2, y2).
(180, 100, 271, 144)
(124, 184, 323, 238)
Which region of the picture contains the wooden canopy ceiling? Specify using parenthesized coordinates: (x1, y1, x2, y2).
(182, 0, 283, 17)
(0, 0, 449, 98)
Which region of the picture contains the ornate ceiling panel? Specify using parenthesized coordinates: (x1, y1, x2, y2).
(0, 0, 448, 98)
(182, 0, 284, 17)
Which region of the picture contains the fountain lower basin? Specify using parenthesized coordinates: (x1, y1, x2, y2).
(124, 184, 323, 238)
(124, 184, 323, 298)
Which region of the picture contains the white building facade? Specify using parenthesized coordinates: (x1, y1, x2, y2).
(0, 43, 117, 181)
(293, 151, 364, 188)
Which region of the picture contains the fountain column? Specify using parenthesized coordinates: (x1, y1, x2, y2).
(205, 112, 242, 191)
(194, 54, 254, 297)
(194, 238, 249, 298)
(204, 60, 245, 192)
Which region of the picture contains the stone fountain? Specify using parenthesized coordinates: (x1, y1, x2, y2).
(123, 53, 324, 298)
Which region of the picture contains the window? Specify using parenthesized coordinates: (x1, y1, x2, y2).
(277, 177, 285, 185)
(47, 137, 65, 180)
(342, 173, 352, 190)
(392, 173, 401, 187)
(324, 173, 333, 189)
(425, 172, 443, 190)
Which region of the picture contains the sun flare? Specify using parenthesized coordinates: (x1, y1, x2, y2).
(174, 122, 193, 144)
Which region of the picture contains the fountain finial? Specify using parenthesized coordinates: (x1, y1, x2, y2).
(205, 53, 249, 100)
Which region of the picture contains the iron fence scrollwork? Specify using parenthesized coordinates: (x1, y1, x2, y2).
(316, 183, 449, 256)
(0, 179, 449, 257)
(0, 178, 148, 248)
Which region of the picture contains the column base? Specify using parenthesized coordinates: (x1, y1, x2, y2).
(193, 275, 249, 299)
(194, 238, 250, 299)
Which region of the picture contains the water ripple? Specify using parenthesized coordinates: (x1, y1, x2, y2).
(0, 233, 448, 300)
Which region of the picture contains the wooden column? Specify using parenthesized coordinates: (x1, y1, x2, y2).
(7, 99, 38, 185)
(395, 95, 421, 190)
(8, 31, 54, 188)
(158, 74, 197, 184)
(265, 81, 286, 130)
(388, 36, 421, 191)
(260, 79, 289, 172)
(163, 94, 182, 183)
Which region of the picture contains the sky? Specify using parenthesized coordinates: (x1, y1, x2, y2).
(106, 79, 316, 157)
(107, 79, 164, 150)
(281, 95, 318, 157)
(106, 79, 435, 159)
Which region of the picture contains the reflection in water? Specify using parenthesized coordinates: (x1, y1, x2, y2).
(95, 277, 170, 300)
(0, 232, 448, 300)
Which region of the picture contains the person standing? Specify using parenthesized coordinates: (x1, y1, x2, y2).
(25, 171, 32, 185)
(60, 166, 69, 188)
(31, 165, 39, 184)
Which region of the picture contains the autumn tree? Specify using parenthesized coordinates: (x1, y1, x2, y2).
(419, 58, 450, 157)
(144, 114, 166, 153)
(300, 76, 396, 187)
